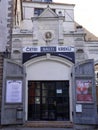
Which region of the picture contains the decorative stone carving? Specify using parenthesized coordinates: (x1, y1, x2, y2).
(43, 31, 54, 42)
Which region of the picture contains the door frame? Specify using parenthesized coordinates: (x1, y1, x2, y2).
(28, 81, 70, 121)
(24, 55, 74, 122)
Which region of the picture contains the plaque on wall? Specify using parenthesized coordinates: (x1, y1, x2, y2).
(6, 80, 22, 103)
(44, 31, 54, 41)
(76, 104, 82, 112)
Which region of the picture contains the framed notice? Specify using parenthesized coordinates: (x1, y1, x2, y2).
(76, 104, 82, 112)
(56, 89, 62, 94)
(6, 80, 22, 103)
(76, 79, 93, 103)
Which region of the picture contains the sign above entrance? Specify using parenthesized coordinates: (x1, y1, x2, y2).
(22, 46, 75, 63)
(23, 46, 74, 53)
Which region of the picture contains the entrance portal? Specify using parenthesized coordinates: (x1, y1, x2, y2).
(28, 81, 69, 121)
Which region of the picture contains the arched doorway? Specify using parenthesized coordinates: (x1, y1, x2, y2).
(24, 55, 74, 121)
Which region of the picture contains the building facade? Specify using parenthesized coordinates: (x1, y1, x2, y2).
(1, 0, 98, 128)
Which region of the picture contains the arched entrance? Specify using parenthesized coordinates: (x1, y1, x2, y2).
(24, 55, 74, 121)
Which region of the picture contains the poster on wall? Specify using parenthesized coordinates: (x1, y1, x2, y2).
(6, 80, 22, 103)
(76, 79, 93, 102)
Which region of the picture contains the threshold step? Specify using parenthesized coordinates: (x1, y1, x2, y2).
(25, 121, 73, 128)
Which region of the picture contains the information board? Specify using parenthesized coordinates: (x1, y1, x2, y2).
(6, 80, 22, 103)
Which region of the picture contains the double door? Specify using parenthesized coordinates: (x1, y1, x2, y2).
(28, 81, 69, 121)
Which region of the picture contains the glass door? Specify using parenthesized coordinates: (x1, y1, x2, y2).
(56, 82, 69, 120)
(41, 82, 56, 120)
(28, 81, 69, 121)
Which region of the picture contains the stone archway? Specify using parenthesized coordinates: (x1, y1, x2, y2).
(25, 55, 73, 81)
(24, 54, 74, 121)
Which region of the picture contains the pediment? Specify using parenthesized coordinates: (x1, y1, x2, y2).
(38, 6, 58, 18)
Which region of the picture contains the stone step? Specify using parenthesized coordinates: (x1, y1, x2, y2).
(24, 121, 73, 128)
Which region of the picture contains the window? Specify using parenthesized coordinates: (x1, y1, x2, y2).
(32, 0, 42, 1)
(32, 0, 52, 2)
(52, 9, 55, 13)
(34, 8, 44, 16)
(34, 8, 55, 16)
(44, 0, 52, 2)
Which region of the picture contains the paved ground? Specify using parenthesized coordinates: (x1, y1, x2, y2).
(0, 126, 98, 130)
(0, 128, 74, 130)
(1, 126, 98, 130)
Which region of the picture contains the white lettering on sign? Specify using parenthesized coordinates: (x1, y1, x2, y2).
(23, 46, 40, 52)
(41, 46, 56, 52)
(57, 46, 74, 52)
(23, 46, 74, 53)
